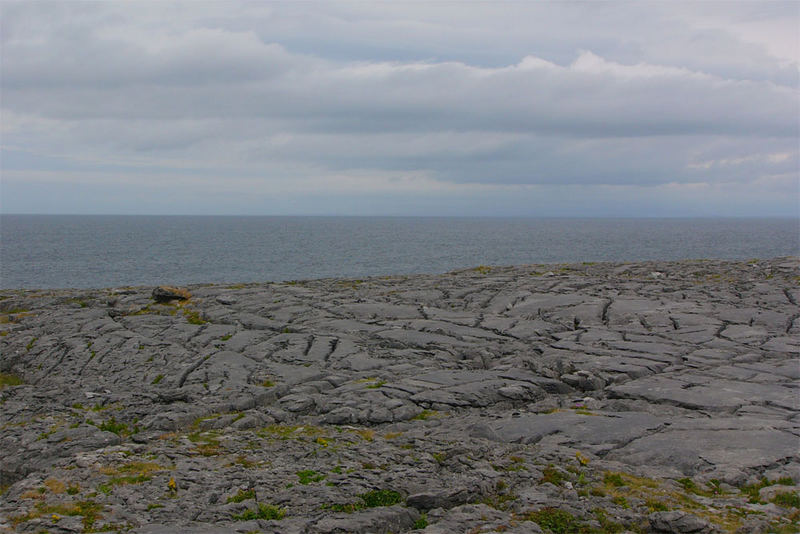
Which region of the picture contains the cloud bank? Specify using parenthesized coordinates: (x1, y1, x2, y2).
(1, 1, 798, 215)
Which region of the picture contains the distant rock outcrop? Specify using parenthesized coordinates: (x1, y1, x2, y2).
(152, 285, 191, 302)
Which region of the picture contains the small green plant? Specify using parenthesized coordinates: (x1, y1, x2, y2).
(592, 508, 624, 533)
(360, 489, 403, 507)
(0, 373, 23, 389)
(772, 492, 800, 508)
(13, 500, 104, 530)
(411, 410, 437, 421)
(232, 503, 286, 521)
(646, 498, 669, 512)
(220, 334, 233, 341)
(604, 472, 625, 487)
(413, 513, 428, 529)
(524, 507, 584, 534)
(740, 478, 774, 503)
(541, 465, 565, 486)
(736, 477, 794, 504)
(26, 337, 37, 351)
(328, 489, 403, 513)
(151, 374, 164, 385)
(226, 489, 255, 503)
(365, 379, 387, 389)
(187, 430, 222, 456)
(297, 470, 326, 485)
(612, 495, 629, 508)
(183, 308, 207, 325)
(93, 417, 129, 436)
(481, 491, 517, 511)
(589, 486, 605, 497)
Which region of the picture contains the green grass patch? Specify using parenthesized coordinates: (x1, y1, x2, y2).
(646, 498, 670, 512)
(11, 500, 104, 530)
(183, 308, 207, 325)
(297, 470, 326, 485)
(361, 489, 403, 507)
(89, 416, 130, 436)
(772, 492, 800, 509)
(256, 424, 326, 440)
(611, 495, 629, 508)
(328, 489, 403, 513)
(541, 465, 566, 486)
(227, 489, 255, 503)
(187, 430, 222, 456)
(740, 477, 786, 503)
(481, 491, 517, 511)
(0, 372, 23, 389)
(523, 507, 586, 534)
(677, 477, 726, 497)
(592, 508, 624, 533)
(232, 503, 286, 521)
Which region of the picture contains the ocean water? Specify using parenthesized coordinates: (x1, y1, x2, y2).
(1, 215, 797, 289)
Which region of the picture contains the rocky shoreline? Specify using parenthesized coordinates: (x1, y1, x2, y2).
(1, 258, 798, 533)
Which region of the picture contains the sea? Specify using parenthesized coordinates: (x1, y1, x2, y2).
(1, 215, 797, 289)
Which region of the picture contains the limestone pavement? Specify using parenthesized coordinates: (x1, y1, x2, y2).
(0, 258, 798, 533)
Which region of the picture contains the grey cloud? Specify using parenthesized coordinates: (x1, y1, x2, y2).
(4, 48, 796, 139)
(1, 0, 798, 209)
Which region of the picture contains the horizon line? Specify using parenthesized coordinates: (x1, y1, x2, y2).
(2, 213, 798, 220)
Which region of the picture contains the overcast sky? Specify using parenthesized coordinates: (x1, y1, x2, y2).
(1, 1, 798, 216)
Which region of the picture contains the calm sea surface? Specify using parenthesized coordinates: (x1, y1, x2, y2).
(1, 215, 797, 289)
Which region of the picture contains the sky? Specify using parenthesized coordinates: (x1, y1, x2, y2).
(1, 1, 798, 217)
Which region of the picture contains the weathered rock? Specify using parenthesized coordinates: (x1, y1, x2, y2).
(0, 258, 797, 533)
(406, 487, 477, 511)
(648, 511, 716, 533)
(152, 286, 192, 302)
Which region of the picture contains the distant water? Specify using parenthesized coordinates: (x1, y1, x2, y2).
(1, 215, 797, 289)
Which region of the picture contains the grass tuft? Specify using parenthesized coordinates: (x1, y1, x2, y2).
(0, 372, 23, 389)
(232, 503, 286, 521)
(227, 489, 255, 503)
(297, 470, 326, 485)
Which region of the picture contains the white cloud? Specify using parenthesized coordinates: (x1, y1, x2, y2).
(1, 1, 797, 215)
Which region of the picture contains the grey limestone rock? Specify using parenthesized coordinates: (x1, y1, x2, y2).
(648, 511, 716, 533)
(1, 257, 798, 533)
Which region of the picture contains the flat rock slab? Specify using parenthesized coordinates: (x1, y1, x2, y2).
(474, 411, 666, 455)
(608, 376, 799, 412)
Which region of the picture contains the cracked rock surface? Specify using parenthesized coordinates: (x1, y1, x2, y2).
(1, 258, 798, 533)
